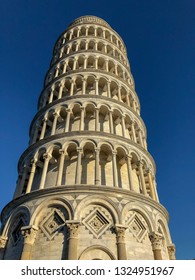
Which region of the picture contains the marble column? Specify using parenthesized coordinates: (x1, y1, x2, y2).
(26, 159, 37, 193)
(95, 79, 99, 95)
(51, 112, 59, 135)
(58, 80, 65, 99)
(70, 80, 75, 96)
(56, 150, 66, 186)
(107, 81, 111, 98)
(131, 121, 137, 142)
(95, 148, 100, 185)
(66, 221, 80, 260)
(109, 110, 113, 133)
(112, 151, 118, 187)
(82, 78, 86, 95)
(149, 232, 163, 260)
(21, 225, 38, 260)
(95, 108, 99, 131)
(39, 153, 52, 189)
(39, 118, 47, 140)
(79, 107, 85, 131)
(138, 129, 144, 147)
(65, 108, 71, 132)
(147, 169, 156, 200)
(114, 224, 128, 260)
(138, 161, 147, 195)
(121, 114, 126, 137)
(126, 155, 134, 191)
(75, 148, 82, 184)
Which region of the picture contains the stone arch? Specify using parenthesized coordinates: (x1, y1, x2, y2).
(30, 198, 73, 260)
(31, 197, 73, 226)
(74, 195, 120, 224)
(62, 141, 79, 185)
(122, 203, 154, 232)
(2, 205, 30, 237)
(156, 217, 172, 259)
(156, 216, 172, 245)
(2, 205, 30, 260)
(79, 245, 116, 260)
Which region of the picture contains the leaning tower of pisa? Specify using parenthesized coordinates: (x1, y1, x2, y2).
(0, 16, 175, 260)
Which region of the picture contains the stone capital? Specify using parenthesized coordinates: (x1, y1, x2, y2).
(43, 153, 52, 160)
(59, 149, 66, 155)
(66, 220, 80, 239)
(167, 244, 176, 260)
(0, 236, 8, 249)
(114, 224, 128, 243)
(21, 225, 38, 245)
(149, 232, 163, 250)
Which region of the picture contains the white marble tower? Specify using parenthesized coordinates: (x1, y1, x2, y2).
(0, 16, 175, 260)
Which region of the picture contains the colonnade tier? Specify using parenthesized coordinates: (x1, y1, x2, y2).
(29, 99, 147, 149)
(50, 37, 129, 69)
(44, 52, 134, 88)
(53, 19, 127, 59)
(38, 73, 139, 113)
(14, 138, 158, 202)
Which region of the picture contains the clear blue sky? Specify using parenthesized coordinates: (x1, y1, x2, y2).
(0, 0, 194, 259)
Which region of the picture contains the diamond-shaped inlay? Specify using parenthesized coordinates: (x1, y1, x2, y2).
(128, 214, 147, 242)
(83, 209, 111, 238)
(40, 209, 65, 240)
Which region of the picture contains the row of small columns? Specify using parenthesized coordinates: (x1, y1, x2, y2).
(16, 151, 158, 202)
(31, 111, 144, 146)
(52, 57, 129, 80)
(0, 226, 176, 260)
(46, 62, 132, 89)
(54, 42, 126, 67)
(56, 27, 125, 53)
(41, 81, 138, 112)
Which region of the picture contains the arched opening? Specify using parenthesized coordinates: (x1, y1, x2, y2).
(99, 105, 109, 133)
(44, 146, 60, 188)
(69, 104, 81, 131)
(63, 142, 78, 185)
(81, 142, 95, 184)
(84, 104, 95, 131)
(99, 144, 113, 186)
